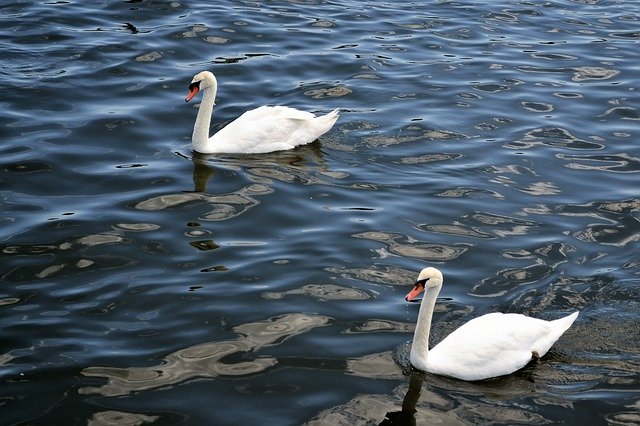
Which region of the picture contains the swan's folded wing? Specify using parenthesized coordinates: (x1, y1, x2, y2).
(427, 313, 555, 380)
(234, 105, 313, 121)
(211, 106, 321, 153)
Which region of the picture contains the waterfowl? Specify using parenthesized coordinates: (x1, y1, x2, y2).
(185, 71, 339, 154)
(405, 267, 579, 381)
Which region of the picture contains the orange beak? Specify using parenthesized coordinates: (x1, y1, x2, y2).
(405, 283, 425, 302)
(185, 84, 199, 102)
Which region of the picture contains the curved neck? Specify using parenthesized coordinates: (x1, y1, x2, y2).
(409, 282, 441, 369)
(192, 85, 217, 152)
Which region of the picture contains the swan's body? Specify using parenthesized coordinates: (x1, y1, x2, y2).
(185, 71, 339, 154)
(405, 267, 579, 381)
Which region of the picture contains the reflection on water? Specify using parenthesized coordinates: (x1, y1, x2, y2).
(263, 283, 371, 301)
(136, 145, 347, 225)
(311, 329, 627, 426)
(343, 319, 413, 334)
(346, 351, 403, 381)
(353, 231, 468, 262)
(88, 411, 160, 426)
(557, 153, 640, 174)
(558, 198, 640, 248)
(506, 127, 605, 151)
(380, 374, 425, 426)
(80, 313, 330, 397)
(307, 370, 556, 425)
(362, 127, 464, 148)
(325, 265, 416, 287)
(134, 185, 268, 220)
(188, 143, 341, 192)
(2, 231, 134, 284)
(191, 153, 216, 193)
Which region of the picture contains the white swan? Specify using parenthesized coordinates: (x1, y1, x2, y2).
(184, 71, 340, 154)
(405, 267, 579, 381)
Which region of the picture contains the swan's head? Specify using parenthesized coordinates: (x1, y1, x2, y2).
(405, 267, 443, 301)
(185, 71, 217, 102)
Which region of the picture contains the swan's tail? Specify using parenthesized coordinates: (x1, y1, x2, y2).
(314, 108, 340, 136)
(536, 311, 579, 358)
(548, 311, 579, 346)
(552, 311, 579, 334)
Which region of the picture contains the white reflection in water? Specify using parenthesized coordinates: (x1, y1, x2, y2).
(189, 143, 343, 189)
(506, 127, 605, 150)
(79, 313, 330, 397)
(2, 232, 133, 283)
(575, 220, 640, 247)
(134, 185, 264, 222)
(343, 319, 413, 334)
(362, 128, 463, 148)
(557, 153, 640, 174)
(114, 223, 160, 232)
(88, 411, 160, 426)
(135, 146, 345, 223)
(418, 224, 493, 239)
(436, 186, 504, 199)
(346, 351, 403, 381)
(262, 284, 371, 301)
(469, 212, 539, 237)
(325, 265, 416, 287)
(571, 66, 619, 81)
(352, 231, 468, 262)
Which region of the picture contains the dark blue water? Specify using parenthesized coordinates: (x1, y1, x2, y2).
(1, 1, 639, 424)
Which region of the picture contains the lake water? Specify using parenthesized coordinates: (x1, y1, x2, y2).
(1, 0, 639, 424)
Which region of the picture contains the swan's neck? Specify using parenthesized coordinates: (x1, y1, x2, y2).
(410, 282, 441, 370)
(192, 85, 217, 153)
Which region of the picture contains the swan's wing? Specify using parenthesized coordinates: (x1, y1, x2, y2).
(210, 106, 320, 153)
(239, 105, 316, 122)
(427, 313, 562, 380)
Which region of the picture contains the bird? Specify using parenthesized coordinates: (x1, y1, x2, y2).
(184, 71, 339, 154)
(405, 267, 579, 381)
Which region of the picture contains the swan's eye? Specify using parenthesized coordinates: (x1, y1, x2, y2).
(416, 278, 428, 287)
(405, 279, 427, 301)
(189, 81, 201, 91)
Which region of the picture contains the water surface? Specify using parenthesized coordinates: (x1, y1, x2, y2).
(1, 0, 639, 424)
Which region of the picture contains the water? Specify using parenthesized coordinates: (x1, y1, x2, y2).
(1, 0, 639, 424)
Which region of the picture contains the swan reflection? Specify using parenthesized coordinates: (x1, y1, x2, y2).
(379, 374, 425, 426)
(189, 140, 344, 192)
(136, 144, 343, 222)
(307, 361, 554, 425)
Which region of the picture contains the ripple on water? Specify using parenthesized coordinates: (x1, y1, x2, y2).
(600, 106, 640, 121)
(262, 284, 371, 301)
(324, 265, 416, 286)
(557, 153, 640, 174)
(352, 231, 469, 262)
(79, 313, 330, 397)
(506, 127, 605, 150)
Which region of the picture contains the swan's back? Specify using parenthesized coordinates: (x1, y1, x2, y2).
(426, 311, 579, 381)
(208, 106, 339, 154)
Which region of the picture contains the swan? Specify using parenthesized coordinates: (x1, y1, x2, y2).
(405, 267, 579, 381)
(184, 71, 340, 154)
